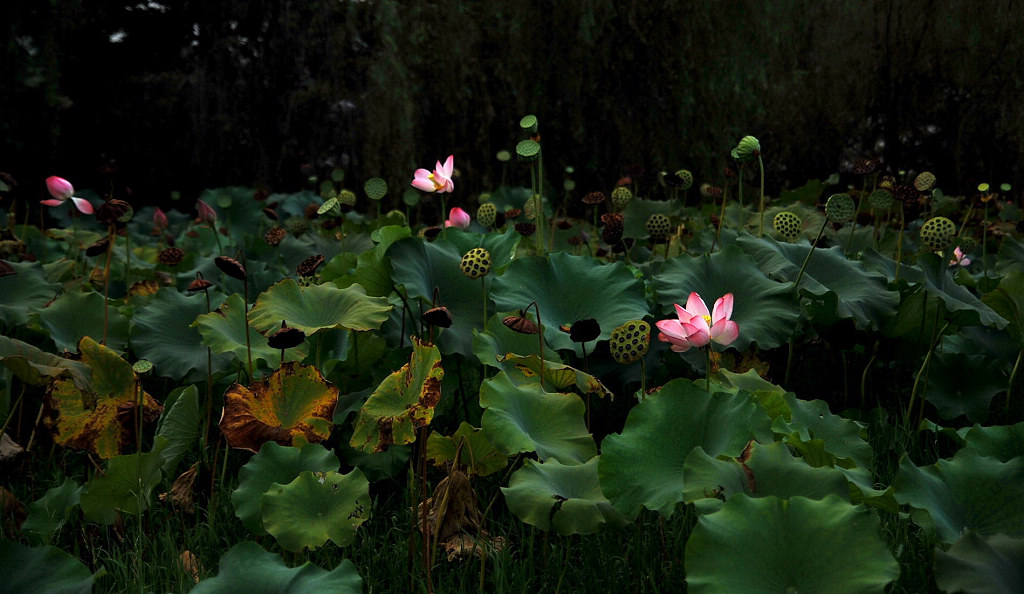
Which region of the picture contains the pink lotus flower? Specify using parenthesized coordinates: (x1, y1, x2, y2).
(444, 206, 471, 229)
(196, 199, 217, 225)
(949, 246, 971, 267)
(411, 155, 455, 193)
(656, 292, 739, 352)
(153, 207, 169, 230)
(41, 176, 94, 214)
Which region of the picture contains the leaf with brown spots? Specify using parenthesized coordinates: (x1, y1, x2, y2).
(349, 337, 443, 453)
(219, 362, 338, 453)
(44, 337, 162, 459)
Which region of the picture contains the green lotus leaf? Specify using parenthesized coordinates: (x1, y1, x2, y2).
(21, 478, 82, 546)
(319, 252, 359, 284)
(37, 290, 130, 353)
(231, 440, 340, 535)
(934, 531, 1024, 594)
(737, 234, 899, 330)
(442, 228, 520, 271)
(190, 541, 362, 594)
(655, 245, 801, 351)
(491, 251, 650, 355)
(328, 249, 393, 297)
(982, 270, 1024, 342)
(0, 260, 59, 329)
(131, 288, 234, 381)
(427, 422, 508, 477)
(894, 448, 1024, 544)
(80, 437, 168, 525)
(0, 334, 91, 392)
(472, 313, 545, 370)
(349, 338, 442, 454)
(45, 337, 163, 459)
(480, 371, 595, 464)
(598, 379, 772, 518)
(923, 352, 1005, 422)
(772, 393, 872, 470)
(494, 353, 613, 398)
(154, 385, 201, 475)
(685, 495, 899, 593)
(682, 441, 850, 514)
(219, 362, 338, 453)
(261, 468, 370, 551)
(995, 236, 1024, 276)
(621, 198, 677, 239)
(193, 293, 308, 368)
(502, 457, 628, 535)
(248, 278, 391, 336)
(717, 369, 789, 421)
(964, 422, 1024, 462)
(0, 540, 97, 594)
(371, 225, 411, 258)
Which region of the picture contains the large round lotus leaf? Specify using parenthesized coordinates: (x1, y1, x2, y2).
(247, 279, 391, 336)
(0, 540, 96, 594)
(682, 441, 850, 514)
(717, 369, 789, 420)
(472, 313, 545, 371)
(654, 245, 800, 351)
(737, 234, 899, 330)
(327, 250, 392, 298)
(772, 393, 872, 470)
(494, 353, 612, 399)
(388, 232, 519, 358)
(894, 448, 1024, 544)
(502, 457, 627, 535)
(191, 541, 362, 594)
(232, 440, 340, 535)
(220, 362, 338, 453)
(154, 385, 201, 475)
(0, 260, 59, 329)
(80, 438, 167, 525)
(45, 337, 163, 459)
(37, 290, 129, 353)
(349, 337, 443, 454)
(21, 478, 82, 546)
(923, 352, 1005, 422)
(193, 293, 308, 368)
(261, 468, 370, 551)
(934, 531, 1024, 594)
(964, 422, 1024, 462)
(685, 494, 899, 593)
(598, 379, 772, 518)
(491, 251, 650, 355)
(982, 270, 1024, 342)
(0, 334, 91, 392)
(427, 422, 508, 477)
(479, 371, 596, 465)
(994, 235, 1024, 276)
(130, 288, 234, 380)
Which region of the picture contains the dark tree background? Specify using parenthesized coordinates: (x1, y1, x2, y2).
(2, 0, 1022, 207)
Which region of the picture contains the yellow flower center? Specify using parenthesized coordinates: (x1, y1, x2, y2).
(427, 173, 444, 191)
(701, 315, 712, 326)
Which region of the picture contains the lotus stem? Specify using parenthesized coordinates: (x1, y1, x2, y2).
(1007, 347, 1023, 412)
(0, 384, 26, 439)
(982, 201, 989, 285)
(102, 226, 116, 345)
(705, 347, 712, 393)
(895, 204, 905, 281)
(907, 321, 950, 428)
(712, 191, 728, 253)
(529, 301, 545, 391)
(737, 164, 744, 215)
(794, 218, 828, 288)
(861, 340, 879, 410)
(757, 154, 766, 237)
(441, 195, 447, 242)
(242, 256, 253, 382)
(640, 356, 647, 396)
(481, 276, 488, 330)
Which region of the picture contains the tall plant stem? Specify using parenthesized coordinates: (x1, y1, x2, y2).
(481, 276, 488, 330)
(242, 267, 253, 382)
(895, 204, 906, 281)
(712, 193, 728, 253)
(705, 347, 712, 393)
(124, 230, 131, 291)
(981, 201, 990, 285)
(757, 155, 766, 237)
(441, 195, 447, 242)
(860, 340, 879, 410)
(537, 151, 545, 254)
(102, 227, 116, 345)
(794, 218, 828, 288)
(1007, 347, 1023, 412)
(640, 357, 647, 396)
(736, 164, 744, 214)
(202, 288, 213, 449)
(906, 321, 950, 428)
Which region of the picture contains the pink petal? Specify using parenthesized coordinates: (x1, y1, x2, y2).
(413, 168, 432, 179)
(447, 207, 470, 228)
(680, 322, 710, 347)
(712, 293, 734, 324)
(71, 197, 94, 214)
(411, 178, 436, 192)
(673, 303, 696, 324)
(441, 155, 454, 177)
(153, 207, 168, 229)
(656, 319, 690, 341)
(686, 292, 710, 318)
(710, 320, 740, 346)
(40, 199, 64, 207)
(46, 176, 74, 200)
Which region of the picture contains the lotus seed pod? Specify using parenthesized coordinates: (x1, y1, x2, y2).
(581, 191, 606, 205)
(610, 186, 633, 209)
(285, 217, 309, 237)
(514, 222, 536, 236)
(892, 184, 919, 204)
(296, 254, 325, 277)
(496, 150, 512, 162)
(645, 213, 672, 242)
(675, 169, 694, 190)
(914, 171, 936, 192)
(132, 359, 154, 376)
(317, 196, 341, 217)
(601, 213, 624, 245)
(954, 237, 978, 255)
(479, 192, 492, 203)
(264, 226, 287, 247)
(363, 177, 387, 201)
(731, 135, 761, 162)
(825, 193, 856, 223)
(459, 247, 492, 279)
(516, 139, 540, 163)
(267, 322, 306, 350)
(868, 189, 894, 210)
(700, 183, 723, 200)
(422, 306, 453, 328)
(919, 217, 956, 251)
(610, 320, 651, 364)
(158, 247, 185, 267)
(86, 237, 112, 257)
(773, 212, 803, 240)
(214, 256, 246, 281)
(477, 203, 497, 227)
(523, 194, 542, 220)
(338, 189, 357, 207)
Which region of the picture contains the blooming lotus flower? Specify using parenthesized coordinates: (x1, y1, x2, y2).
(445, 206, 471, 228)
(656, 292, 739, 352)
(949, 246, 971, 267)
(411, 155, 455, 193)
(41, 176, 94, 214)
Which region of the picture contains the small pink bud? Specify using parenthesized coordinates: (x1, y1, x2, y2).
(45, 176, 75, 200)
(196, 199, 217, 225)
(153, 207, 169, 230)
(445, 206, 471, 229)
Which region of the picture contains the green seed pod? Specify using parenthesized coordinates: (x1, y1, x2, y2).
(516, 139, 540, 163)
(338, 189, 357, 207)
(363, 177, 388, 201)
(285, 217, 309, 237)
(773, 211, 803, 241)
(317, 196, 341, 217)
(868, 189, 893, 210)
(523, 194, 542, 220)
(919, 217, 956, 251)
(914, 171, 936, 192)
(954, 236, 978, 255)
(645, 213, 672, 242)
(825, 193, 856, 223)
(609, 320, 651, 364)
(610, 186, 633, 210)
(675, 169, 694, 190)
(459, 247, 492, 279)
(132, 359, 154, 376)
(477, 203, 497, 227)
(496, 150, 512, 162)
(730, 135, 761, 162)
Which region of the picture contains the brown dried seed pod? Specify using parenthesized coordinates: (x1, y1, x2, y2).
(186, 276, 214, 293)
(264, 227, 287, 247)
(214, 256, 246, 280)
(158, 247, 185, 267)
(267, 321, 306, 349)
(96, 199, 134, 226)
(568, 318, 600, 343)
(503, 313, 538, 334)
(422, 306, 453, 328)
(86, 236, 112, 257)
(581, 191, 606, 205)
(296, 254, 325, 277)
(514, 222, 536, 236)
